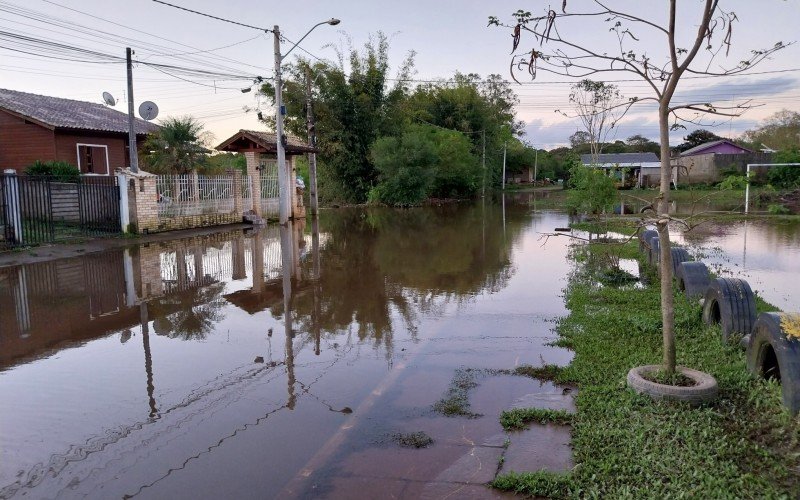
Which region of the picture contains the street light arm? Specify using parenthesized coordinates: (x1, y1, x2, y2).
(282, 19, 339, 60)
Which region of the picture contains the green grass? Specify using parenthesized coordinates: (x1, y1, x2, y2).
(500, 408, 574, 430)
(432, 368, 482, 418)
(492, 244, 800, 498)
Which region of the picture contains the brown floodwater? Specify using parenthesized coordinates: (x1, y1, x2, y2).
(0, 195, 797, 499)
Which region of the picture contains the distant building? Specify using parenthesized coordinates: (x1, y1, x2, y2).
(677, 139, 772, 184)
(581, 152, 663, 188)
(0, 88, 158, 174)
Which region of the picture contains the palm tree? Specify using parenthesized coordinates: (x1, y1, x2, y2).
(141, 116, 212, 174)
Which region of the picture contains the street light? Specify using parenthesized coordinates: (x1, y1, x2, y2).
(274, 19, 340, 225)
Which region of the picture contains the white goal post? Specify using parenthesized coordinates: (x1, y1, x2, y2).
(745, 163, 800, 214)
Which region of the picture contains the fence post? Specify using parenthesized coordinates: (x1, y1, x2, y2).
(3, 169, 23, 245)
(117, 172, 130, 233)
(190, 170, 200, 202)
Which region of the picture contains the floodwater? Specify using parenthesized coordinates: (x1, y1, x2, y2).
(0, 194, 798, 499)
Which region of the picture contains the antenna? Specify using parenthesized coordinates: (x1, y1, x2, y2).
(102, 91, 116, 106)
(138, 101, 159, 121)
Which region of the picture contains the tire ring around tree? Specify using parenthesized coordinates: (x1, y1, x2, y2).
(701, 277, 757, 343)
(746, 312, 800, 415)
(670, 247, 693, 276)
(648, 237, 660, 267)
(640, 229, 658, 252)
(676, 261, 710, 299)
(627, 365, 718, 405)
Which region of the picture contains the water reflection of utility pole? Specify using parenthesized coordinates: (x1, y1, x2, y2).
(176, 247, 188, 290)
(502, 191, 506, 241)
(311, 217, 322, 356)
(743, 220, 748, 269)
(481, 197, 486, 262)
(140, 301, 158, 418)
(280, 222, 296, 410)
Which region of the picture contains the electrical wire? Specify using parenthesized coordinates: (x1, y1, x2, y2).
(151, 0, 272, 33)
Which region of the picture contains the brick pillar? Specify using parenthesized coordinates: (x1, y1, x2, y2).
(131, 176, 159, 234)
(231, 169, 243, 216)
(245, 151, 262, 216)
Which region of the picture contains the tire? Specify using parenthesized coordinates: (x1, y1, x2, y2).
(746, 312, 800, 415)
(702, 277, 757, 342)
(642, 230, 659, 250)
(640, 229, 658, 252)
(670, 247, 692, 276)
(648, 237, 660, 267)
(676, 261, 710, 299)
(627, 365, 718, 405)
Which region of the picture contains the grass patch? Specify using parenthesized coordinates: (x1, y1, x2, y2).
(392, 431, 434, 448)
(491, 471, 574, 499)
(492, 241, 800, 498)
(640, 368, 696, 387)
(500, 408, 574, 430)
(432, 368, 482, 418)
(506, 364, 564, 381)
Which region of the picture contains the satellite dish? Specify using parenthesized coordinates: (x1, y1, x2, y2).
(102, 92, 116, 106)
(139, 101, 159, 121)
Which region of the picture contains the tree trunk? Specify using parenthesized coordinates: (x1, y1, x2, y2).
(658, 106, 676, 374)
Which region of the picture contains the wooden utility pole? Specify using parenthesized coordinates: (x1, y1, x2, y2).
(126, 47, 139, 173)
(305, 67, 319, 216)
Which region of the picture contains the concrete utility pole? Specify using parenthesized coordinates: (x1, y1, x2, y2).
(481, 129, 486, 198)
(305, 67, 319, 216)
(274, 27, 290, 225)
(533, 148, 538, 184)
(502, 141, 507, 190)
(126, 47, 139, 173)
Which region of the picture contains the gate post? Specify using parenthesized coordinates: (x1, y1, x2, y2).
(117, 172, 130, 233)
(3, 169, 23, 245)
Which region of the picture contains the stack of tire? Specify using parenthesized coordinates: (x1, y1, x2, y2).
(639, 227, 799, 415)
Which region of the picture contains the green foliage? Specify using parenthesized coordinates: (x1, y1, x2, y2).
(24, 160, 80, 182)
(718, 174, 748, 190)
(500, 408, 574, 430)
(743, 109, 800, 151)
(566, 163, 619, 215)
(369, 127, 437, 206)
(767, 148, 800, 188)
(768, 204, 791, 215)
(204, 152, 245, 175)
(142, 116, 210, 174)
(369, 124, 480, 205)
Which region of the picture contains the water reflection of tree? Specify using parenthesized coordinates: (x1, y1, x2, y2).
(150, 282, 227, 340)
(283, 202, 527, 352)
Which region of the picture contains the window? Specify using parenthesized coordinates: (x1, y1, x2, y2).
(76, 144, 110, 175)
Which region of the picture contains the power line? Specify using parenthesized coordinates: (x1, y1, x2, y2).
(151, 0, 272, 33)
(33, 0, 268, 72)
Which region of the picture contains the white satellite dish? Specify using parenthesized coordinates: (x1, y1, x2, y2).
(102, 91, 116, 106)
(139, 101, 159, 121)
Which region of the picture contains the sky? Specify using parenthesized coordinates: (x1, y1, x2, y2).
(1, 0, 798, 150)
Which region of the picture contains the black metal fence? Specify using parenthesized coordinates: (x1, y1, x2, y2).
(0, 174, 121, 248)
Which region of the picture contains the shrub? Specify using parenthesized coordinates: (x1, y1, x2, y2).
(24, 160, 80, 182)
(718, 174, 748, 190)
(370, 130, 437, 206)
(767, 203, 791, 215)
(566, 164, 619, 215)
(767, 148, 800, 188)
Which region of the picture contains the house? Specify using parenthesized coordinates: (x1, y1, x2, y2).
(677, 139, 772, 184)
(504, 166, 535, 184)
(0, 88, 159, 175)
(581, 152, 663, 188)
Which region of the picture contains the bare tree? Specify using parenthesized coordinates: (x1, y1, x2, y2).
(561, 79, 631, 163)
(490, 1, 789, 374)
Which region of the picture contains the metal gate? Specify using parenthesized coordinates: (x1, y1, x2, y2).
(0, 174, 121, 248)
